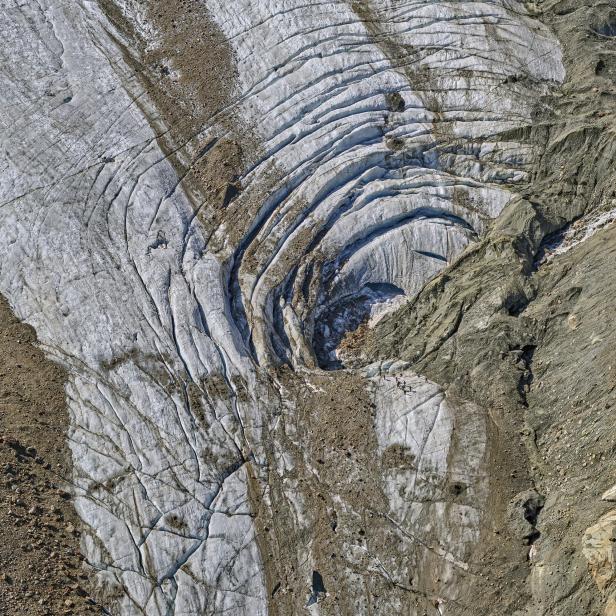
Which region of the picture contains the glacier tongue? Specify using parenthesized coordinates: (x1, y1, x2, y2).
(0, 0, 563, 613)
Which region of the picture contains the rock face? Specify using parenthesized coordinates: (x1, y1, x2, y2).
(583, 510, 616, 615)
(1, 0, 615, 615)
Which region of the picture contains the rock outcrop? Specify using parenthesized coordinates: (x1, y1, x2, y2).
(1, 0, 614, 615)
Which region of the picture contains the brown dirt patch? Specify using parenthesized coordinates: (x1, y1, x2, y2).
(0, 296, 99, 615)
(98, 0, 280, 254)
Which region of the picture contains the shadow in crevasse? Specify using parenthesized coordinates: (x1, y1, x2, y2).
(594, 21, 616, 37)
(312, 282, 405, 370)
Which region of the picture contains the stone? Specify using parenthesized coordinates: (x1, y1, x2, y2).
(602, 486, 616, 502)
(583, 510, 616, 592)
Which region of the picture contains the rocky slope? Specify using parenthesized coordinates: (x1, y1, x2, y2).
(1, 0, 615, 614)
(0, 296, 99, 615)
(360, 2, 616, 614)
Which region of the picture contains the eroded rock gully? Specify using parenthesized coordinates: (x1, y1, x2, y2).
(1, 0, 615, 614)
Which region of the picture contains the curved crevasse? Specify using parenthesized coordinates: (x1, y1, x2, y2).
(203, 0, 563, 367)
(1, 2, 264, 613)
(0, 0, 563, 614)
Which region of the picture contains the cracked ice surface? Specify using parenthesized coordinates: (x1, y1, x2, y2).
(366, 363, 489, 596)
(0, 0, 563, 613)
(205, 0, 564, 367)
(1, 1, 264, 613)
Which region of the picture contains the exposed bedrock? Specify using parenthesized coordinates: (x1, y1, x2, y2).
(5, 0, 610, 615)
